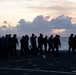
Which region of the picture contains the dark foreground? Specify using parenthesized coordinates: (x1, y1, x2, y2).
(0, 50, 76, 75)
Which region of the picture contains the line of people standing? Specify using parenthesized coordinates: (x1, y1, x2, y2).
(20, 33, 61, 56)
(0, 33, 61, 58)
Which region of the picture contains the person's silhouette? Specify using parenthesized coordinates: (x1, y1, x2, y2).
(38, 33, 44, 55)
(8, 34, 13, 56)
(12, 34, 18, 55)
(2, 35, 8, 58)
(68, 34, 74, 54)
(20, 36, 25, 55)
(0, 36, 2, 57)
(53, 35, 61, 56)
(30, 34, 37, 56)
(24, 35, 29, 55)
(72, 35, 76, 54)
(48, 35, 54, 54)
(43, 35, 48, 53)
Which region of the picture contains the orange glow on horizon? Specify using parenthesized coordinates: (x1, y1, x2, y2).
(52, 29, 66, 34)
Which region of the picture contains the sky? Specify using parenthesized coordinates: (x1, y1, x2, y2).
(0, 0, 76, 37)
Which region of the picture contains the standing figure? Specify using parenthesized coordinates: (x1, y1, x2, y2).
(53, 35, 61, 56)
(0, 36, 2, 57)
(20, 36, 25, 55)
(38, 33, 44, 55)
(2, 35, 8, 58)
(24, 35, 29, 55)
(72, 35, 76, 53)
(8, 34, 13, 56)
(48, 35, 54, 54)
(68, 34, 74, 54)
(43, 35, 48, 53)
(30, 34, 37, 56)
(12, 34, 18, 55)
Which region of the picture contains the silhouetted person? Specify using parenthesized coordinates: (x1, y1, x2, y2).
(38, 33, 44, 55)
(2, 35, 8, 58)
(20, 36, 25, 55)
(24, 35, 29, 55)
(48, 35, 54, 54)
(30, 34, 37, 56)
(68, 34, 74, 54)
(0, 36, 2, 57)
(72, 35, 76, 53)
(43, 35, 48, 53)
(12, 34, 18, 55)
(53, 35, 61, 56)
(8, 34, 13, 56)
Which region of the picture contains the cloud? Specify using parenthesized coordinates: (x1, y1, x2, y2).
(49, 15, 72, 29)
(45, 16, 50, 19)
(0, 15, 76, 37)
(16, 19, 31, 31)
(15, 15, 74, 36)
(16, 15, 49, 31)
(27, 0, 76, 16)
(3, 21, 7, 24)
(1, 25, 7, 29)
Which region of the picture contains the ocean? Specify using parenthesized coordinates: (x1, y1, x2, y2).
(17, 37, 69, 51)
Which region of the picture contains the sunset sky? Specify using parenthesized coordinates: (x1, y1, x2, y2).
(0, 0, 76, 36)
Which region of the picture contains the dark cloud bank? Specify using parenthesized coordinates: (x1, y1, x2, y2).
(0, 15, 76, 37)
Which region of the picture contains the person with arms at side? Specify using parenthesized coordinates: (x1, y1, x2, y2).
(68, 34, 74, 54)
(48, 35, 54, 55)
(53, 35, 61, 56)
(12, 34, 18, 56)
